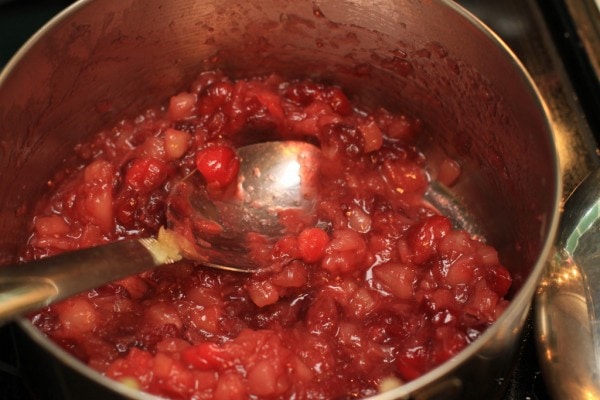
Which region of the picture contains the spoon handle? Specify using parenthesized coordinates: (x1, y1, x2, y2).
(0, 238, 172, 326)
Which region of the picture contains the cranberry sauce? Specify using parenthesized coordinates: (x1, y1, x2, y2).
(24, 71, 511, 400)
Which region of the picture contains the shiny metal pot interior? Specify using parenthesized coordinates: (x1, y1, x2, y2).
(0, 0, 560, 399)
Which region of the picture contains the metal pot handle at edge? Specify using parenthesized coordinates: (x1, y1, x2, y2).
(536, 167, 600, 399)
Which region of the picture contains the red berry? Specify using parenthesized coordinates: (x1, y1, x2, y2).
(195, 145, 240, 188)
(298, 227, 330, 263)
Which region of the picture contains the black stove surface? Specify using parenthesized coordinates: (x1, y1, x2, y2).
(1, 0, 597, 399)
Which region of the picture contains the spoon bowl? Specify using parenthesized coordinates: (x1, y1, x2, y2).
(0, 141, 321, 325)
(167, 141, 321, 269)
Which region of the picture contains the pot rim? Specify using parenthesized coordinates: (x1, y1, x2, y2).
(10, 0, 562, 398)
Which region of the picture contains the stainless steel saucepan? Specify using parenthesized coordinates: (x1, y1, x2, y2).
(0, 0, 560, 399)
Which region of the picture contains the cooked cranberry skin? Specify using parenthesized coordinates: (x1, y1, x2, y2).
(124, 157, 170, 193)
(194, 145, 240, 188)
(24, 71, 511, 400)
(297, 227, 330, 263)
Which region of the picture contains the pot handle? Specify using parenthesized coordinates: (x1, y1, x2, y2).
(535, 168, 600, 399)
(0, 239, 166, 326)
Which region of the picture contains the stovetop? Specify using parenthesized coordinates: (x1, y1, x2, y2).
(0, 0, 598, 399)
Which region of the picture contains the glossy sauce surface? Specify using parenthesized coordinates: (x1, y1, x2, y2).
(24, 71, 511, 399)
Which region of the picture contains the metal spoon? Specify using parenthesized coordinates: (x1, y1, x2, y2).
(0, 141, 320, 325)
